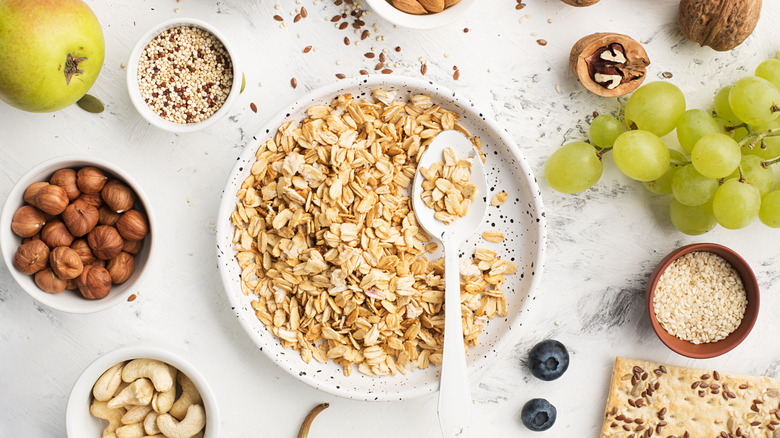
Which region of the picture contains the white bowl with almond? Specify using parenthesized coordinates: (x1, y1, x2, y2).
(0, 156, 156, 313)
(365, 0, 476, 29)
(66, 344, 219, 438)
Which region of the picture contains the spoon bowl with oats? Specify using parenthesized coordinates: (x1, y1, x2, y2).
(412, 129, 488, 437)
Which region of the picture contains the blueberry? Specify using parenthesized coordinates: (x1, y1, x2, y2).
(528, 339, 569, 381)
(521, 398, 557, 431)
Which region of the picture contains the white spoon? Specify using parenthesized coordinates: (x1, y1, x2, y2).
(412, 130, 488, 438)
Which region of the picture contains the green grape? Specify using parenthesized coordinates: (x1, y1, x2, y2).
(677, 109, 722, 153)
(755, 59, 780, 90)
(758, 190, 780, 227)
(691, 133, 741, 178)
(545, 142, 603, 194)
(589, 114, 624, 149)
(727, 155, 774, 196)
(714, 86, 742, 125)
(612, 130, 670, 181)
(624, 82, 686, 136)
(670, 199, 717, 235)
(743, 119, 780, 160)
(643, 150, 687, 195)
(728, 76, 780, 126)
(671, 164, 719, 206)
(712, 179, 761, 229)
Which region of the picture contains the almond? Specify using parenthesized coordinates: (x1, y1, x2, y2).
(419, 0, 444, 12)
(444, 0, 461, 6)
(392, 0, 427, 14)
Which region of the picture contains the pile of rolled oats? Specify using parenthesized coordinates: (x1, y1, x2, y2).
(231, 90, 515, 377)
(419, 147, 477, 225)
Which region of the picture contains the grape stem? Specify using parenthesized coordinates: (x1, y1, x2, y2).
(594, 145, 610, 159)
(723, 122, 748, 133)
(739, 127, 780, 150)
(737, 166, 746, 183)
(762, 157, 780, 168)
(670, 159, 690, 166)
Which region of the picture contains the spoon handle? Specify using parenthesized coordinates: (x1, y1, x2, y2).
(437, 237, 471, 437)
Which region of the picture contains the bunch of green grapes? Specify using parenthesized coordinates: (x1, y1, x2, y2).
(545, 55, 780, 235)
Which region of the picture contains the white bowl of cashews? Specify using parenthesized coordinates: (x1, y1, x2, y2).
(66, 345, 219, 438)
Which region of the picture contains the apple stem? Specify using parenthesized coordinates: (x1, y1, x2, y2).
(64, 54, 87, 86)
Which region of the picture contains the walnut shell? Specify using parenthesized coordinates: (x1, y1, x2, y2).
(13, 240, 50, 275)
(679, 0, 762, 52)
(569, 32, 650, 97)
(560, 0, 600, 6)
(77, 265, 112, 299)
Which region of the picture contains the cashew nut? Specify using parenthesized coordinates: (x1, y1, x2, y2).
(122, 405, 153, 425)
(108, 378, 154, 409)
(144, 411, 161, 435)
(156, 404, 206, 438)
(90, 400, 125, 438)
(116, 422, 145, 438)
(151, 365, 177, 414)
(94, 362, 127, 402)
(122, 359, 174, 392)
(168, 373, 202, 421)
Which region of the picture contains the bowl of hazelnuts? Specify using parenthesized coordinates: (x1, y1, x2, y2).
(0, 156, 155, 313)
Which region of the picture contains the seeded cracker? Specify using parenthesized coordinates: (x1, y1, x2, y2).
(601, 357, 780, 438)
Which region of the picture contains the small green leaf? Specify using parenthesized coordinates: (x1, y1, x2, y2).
(77, 94, 104, 114)
(240, 72, 246, 94)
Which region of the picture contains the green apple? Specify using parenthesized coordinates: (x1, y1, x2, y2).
(0, 0, 105, 112)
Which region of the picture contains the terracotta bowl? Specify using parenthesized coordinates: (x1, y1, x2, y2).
(645, 243, 759, 359)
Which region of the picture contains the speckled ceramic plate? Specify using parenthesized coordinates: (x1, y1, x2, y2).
(216, 76, 546, 401)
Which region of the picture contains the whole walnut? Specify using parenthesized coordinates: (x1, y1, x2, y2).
(679, 0, 762, 51)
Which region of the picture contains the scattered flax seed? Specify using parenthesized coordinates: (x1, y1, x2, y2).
(463, 28, 469, 33)
(379, 52, 386, 63)
(482, 230, 505, 243)
(330, 15, 340, 22)
(662, 71, 674, 79)
(294, 13, 301, 22)
(273, 14, 284, 21)
(303, 45, 312, 53)
(374, 62, 384, 70)
(339, 22, 348, 30)
(381, 68, 393, 74)
(361, 30, 370, 40)
(453, 70, 460, 80)
(250, 102, 257, 113)
(364, 52, 375, 58)
(291, 77, 298, 88)
(653, 251, 747, 344)
(127, 294, 137, 302)
(421, 64, 428, 75)
(300, 6, 308, 17)
(537, 39, 548, 46)
(344, 37, 350, 45)
(359, 69, 368, 75)
(395, 46, 401, 52)
(336, 73, 346, 79)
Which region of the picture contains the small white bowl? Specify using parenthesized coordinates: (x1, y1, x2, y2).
(365, 0, 476, 29)
(0, 156, 156, 314)
(66, 345, 220, 438)
(126, 18, 241, 133)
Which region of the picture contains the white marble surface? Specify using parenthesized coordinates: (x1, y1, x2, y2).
(1, 0, 780, 436)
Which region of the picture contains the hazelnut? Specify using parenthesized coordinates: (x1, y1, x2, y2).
(61, 199, 99, 237)
(34, 268, 67, 294)
(50, 246, 84, 279)
(106, 252, 135, 284)
(70, 239, 96, 265)
(76, 192, 104, 208)
(116, 210, 149, 241)
(77, 265, 112, 299)
(91, 259, 107, 269)
(22, 235, 42, 244)
(33, 184, 69, 215)
(98, 205, 121, 226)
(40, 219, 75, 248)
(77, 167, 107, 194)
(11, 205, 46, 237)
(122, 239, 143, 255)
(13, 240, 50, 274)
(88, 225, 124, 260)
(23, 182, 49, 204)
(50, 168, 80, 200)
(101, 180, 136, 213)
